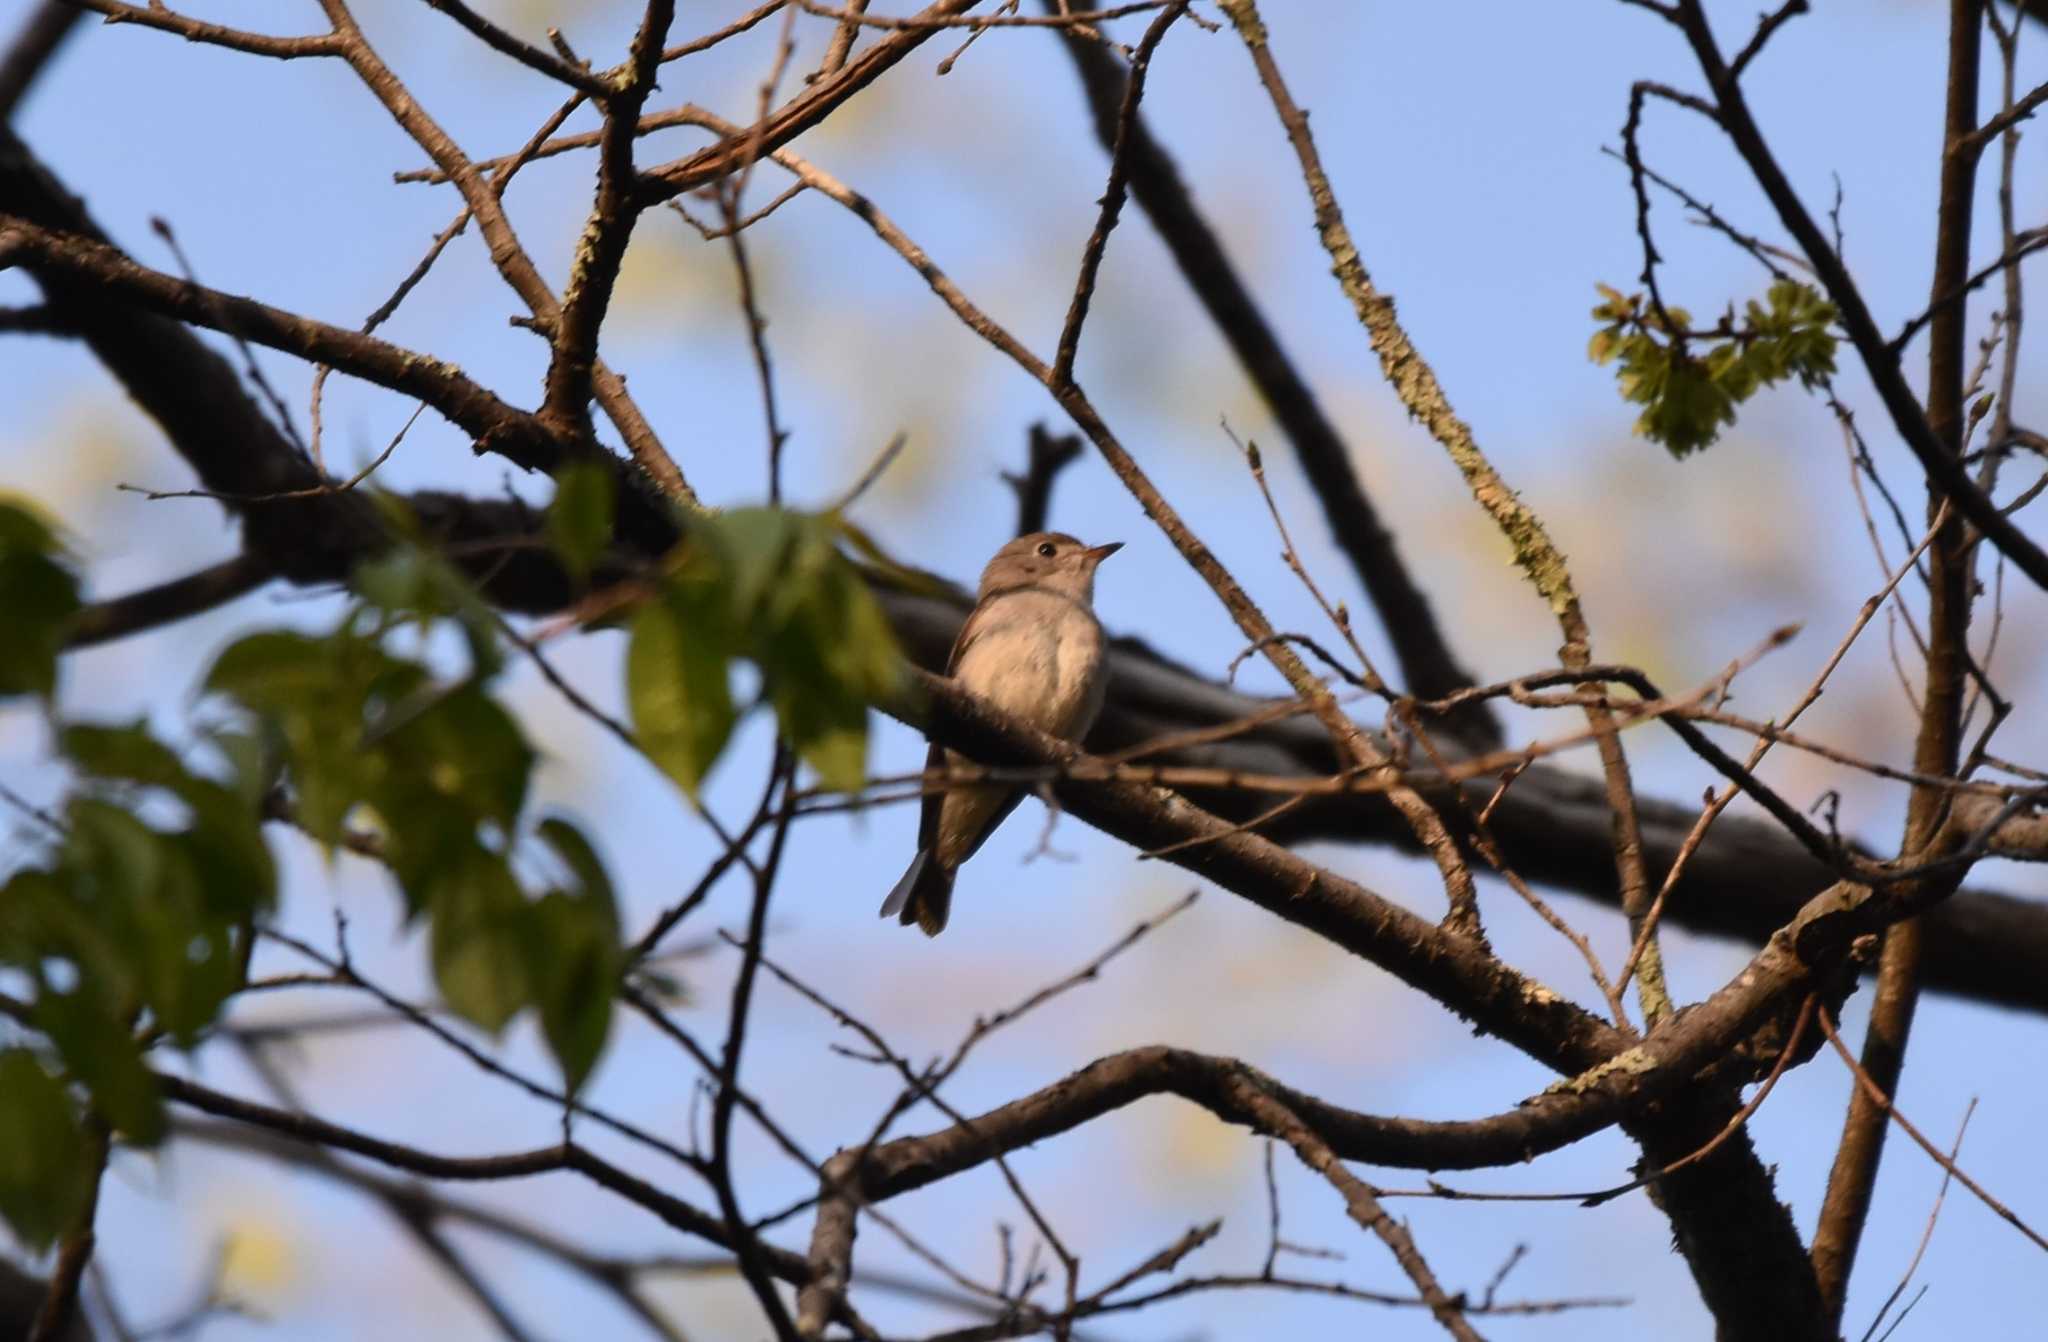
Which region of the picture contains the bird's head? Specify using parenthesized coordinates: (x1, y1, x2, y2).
(978, 531, 1123, 602)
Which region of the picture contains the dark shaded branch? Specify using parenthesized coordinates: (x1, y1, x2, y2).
(1003, 423, 1083, 535)
(897, 666, 1899, 1084)
(0, 212, 570, 474)
(65, 553, 275, 648)
(1621, 1095, 1824, 1337)
(0, 301, 73, 334)
(0, 0, 81, 120)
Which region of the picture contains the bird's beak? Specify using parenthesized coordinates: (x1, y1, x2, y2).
(1085, 541, 1124, 564)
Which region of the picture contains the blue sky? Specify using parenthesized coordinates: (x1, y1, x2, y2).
(6, 1, 2048, 1338)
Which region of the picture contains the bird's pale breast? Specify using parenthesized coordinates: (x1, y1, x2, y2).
(932, 588, 1107, 867)
(953, 588, 1106, 738)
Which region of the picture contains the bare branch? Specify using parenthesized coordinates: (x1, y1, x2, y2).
(414, 0, 612, 96)
(1048, 11, 1499, 743)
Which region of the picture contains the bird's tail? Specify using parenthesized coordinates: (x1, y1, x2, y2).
(879, 848, 954, 937)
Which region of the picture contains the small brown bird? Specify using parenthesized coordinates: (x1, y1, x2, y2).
(880, 531, 1122, 935)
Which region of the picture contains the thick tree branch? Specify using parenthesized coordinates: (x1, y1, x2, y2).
(65, 552, 276, 648)
(0, 0, 81, 119)
(1812, 0, 1983, 1324)
(0, 212, 572, 472)
(898, 667, 1909, 1086)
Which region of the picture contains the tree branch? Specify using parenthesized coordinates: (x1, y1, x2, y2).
(1658, 0, 2048, 592)
(0, 212, 570, 472)
(1047, 7, 1499, 745)
(0, 0, 81, 119)
(633, 0, 983, 206)
(65, 553, 275, 648)
(1812, 0, 1983, 1324)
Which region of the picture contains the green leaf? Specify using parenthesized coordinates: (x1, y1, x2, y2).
(709, 507, 801, 623)
(0, 1049, 92, 1251)
(0, 502, 80, 697)
(0, 869, 135, 1012)
(382, 684, 534, 829)
(626, 594, 736, 798)
(546, 463, 616, 582)
(59, 800, 238, 1043)
(176, 785, 276, 922)
(537, 818, 615, 914)
(354, 548, 503, 678)
(529, 888, 617, 1093)
(428, 851, 531, 1034)
(34, 990, 163, 1144)
(754, 555, 898, 792)
(1593, 279, 1838, 459)
(778, 691, 868, 790)
(764, 617, 869, 791)
(814, 561, 906, 703)
(205, 629, 348, 709)
(0, 497, 66, 553)
(833, 516, 951, 599)
(62, 721, 276, 920)
(61, 721, 188, 788)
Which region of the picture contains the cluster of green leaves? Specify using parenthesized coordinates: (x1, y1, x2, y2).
(1588, 279, 1838, 458)
(202, 537, 621, 1093)
(1, 501, 275, 1247)
(626, 505, 905, 797)
(0, 479, 904, 1254)
(0, 495, 629, 1250)
(0, 501, 79, 698)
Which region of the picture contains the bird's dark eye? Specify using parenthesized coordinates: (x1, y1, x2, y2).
(1036, 541, 1057, 558)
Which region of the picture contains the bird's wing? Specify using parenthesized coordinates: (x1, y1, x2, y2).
(915, 604, 989, 853)
(916, 600, 1024, 861)
(914, 738, 946, 851)
(950, 786, 1025, 867)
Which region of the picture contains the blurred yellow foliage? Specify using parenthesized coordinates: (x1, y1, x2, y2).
(218, 1214, 300, 1301)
